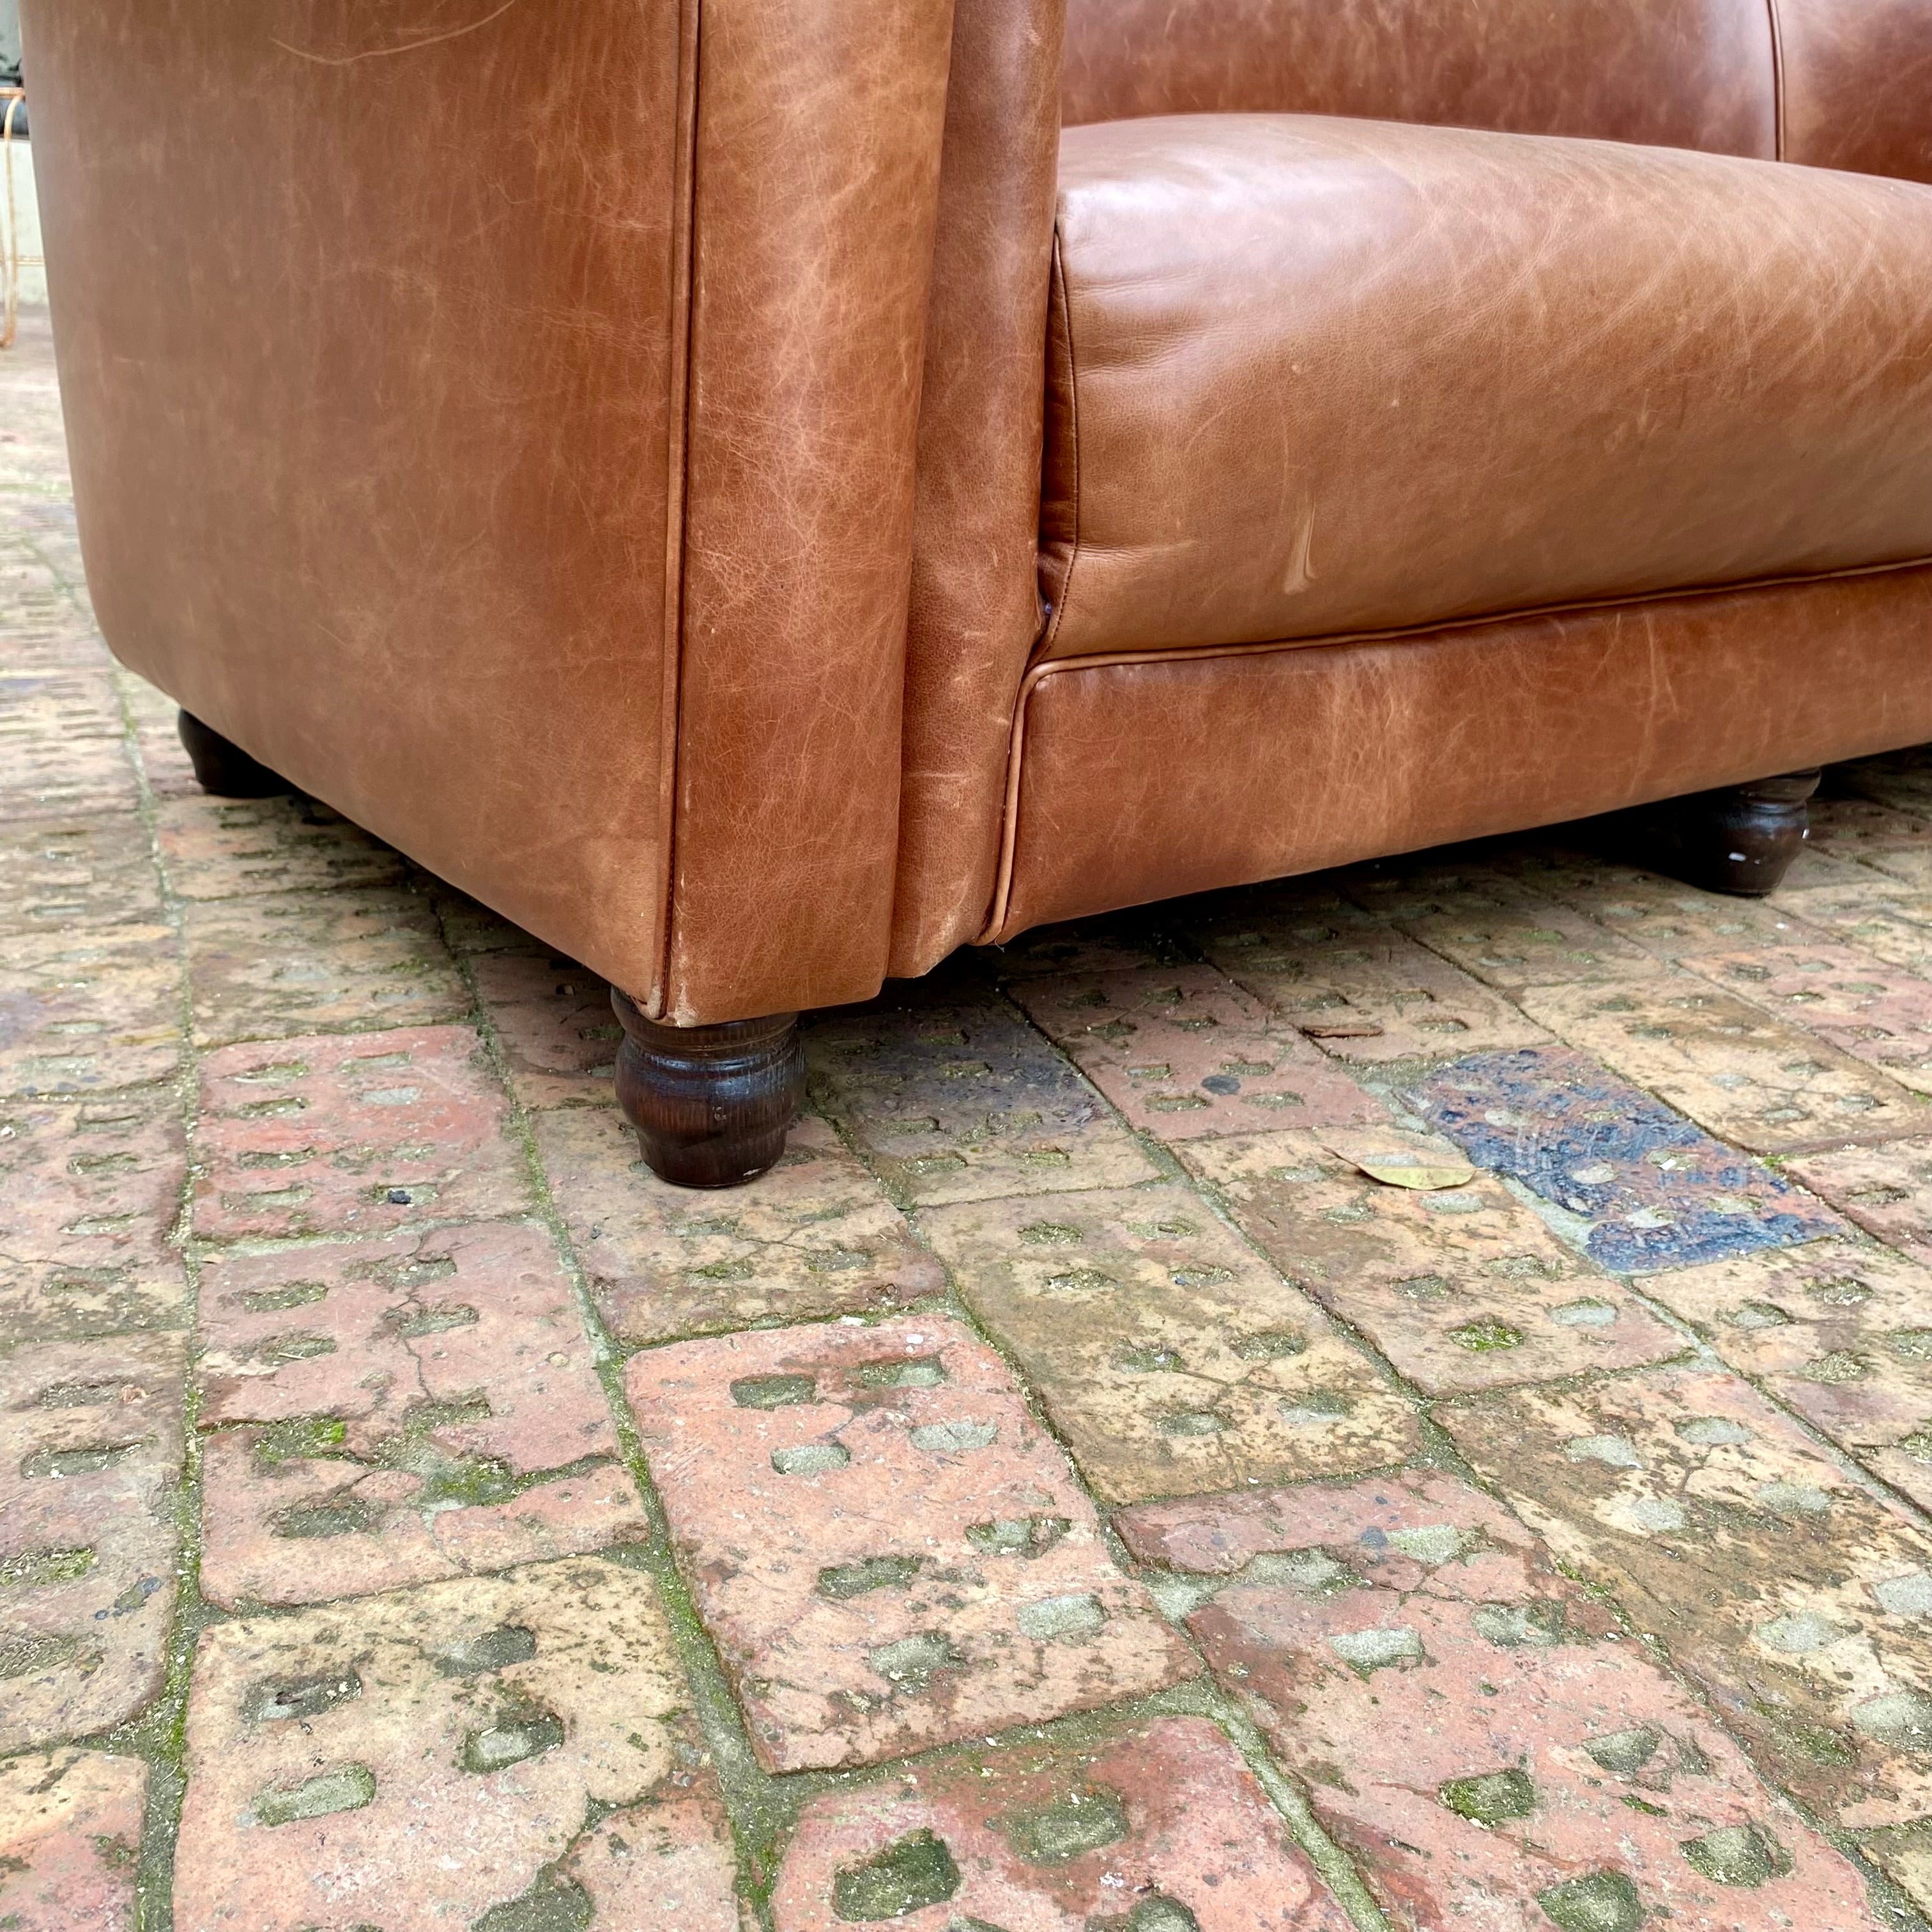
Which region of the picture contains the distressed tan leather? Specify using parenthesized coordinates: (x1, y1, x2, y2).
(1776, 0, 1932, 183)
(25, 0, 688, 991)
(26, 0, 1932, 1016)
(26, 0, 954, 1025)
(889, 0, 1066, 980)
(666, 0, 957, 1021)
(995, 565, 1932, 937)
(1062, 0, 1777, 155)
(1039, 114, 1932, 661)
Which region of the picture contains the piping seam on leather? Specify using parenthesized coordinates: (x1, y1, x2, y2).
(971, 224, 1074, 946)
(978, 551, 1932, 943)
(652, 0, 705, 1022)
(1766, 0, 1788, 160)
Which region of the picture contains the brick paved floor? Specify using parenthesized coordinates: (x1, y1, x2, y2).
(11, 302, 1932, 1929)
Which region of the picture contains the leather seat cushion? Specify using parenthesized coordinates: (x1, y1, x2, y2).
(1038, 114, 1932, 661)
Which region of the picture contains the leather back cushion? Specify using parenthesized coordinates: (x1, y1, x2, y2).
(1776, 0, 1932, 183)
(1061, 0, 1778, 158)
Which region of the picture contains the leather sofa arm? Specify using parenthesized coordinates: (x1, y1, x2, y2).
(667, 0, 960, 1023)
(22, 0, 958, 1029)
(1777, 0, 1932, 183)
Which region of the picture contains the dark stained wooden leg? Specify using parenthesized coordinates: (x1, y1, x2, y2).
(611, 991, 803, 1188)
(1632, 769, 1821, 897)
(177, 709, 291, 797)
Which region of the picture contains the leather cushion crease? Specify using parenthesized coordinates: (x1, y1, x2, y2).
(1038, 112, 1932, 661)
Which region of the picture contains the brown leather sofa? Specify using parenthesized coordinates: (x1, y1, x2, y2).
(22, 0, 1932, 1184)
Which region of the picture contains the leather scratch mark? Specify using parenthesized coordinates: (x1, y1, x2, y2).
(1282, 502, 1317, 596)
(272, 0, 523, 66)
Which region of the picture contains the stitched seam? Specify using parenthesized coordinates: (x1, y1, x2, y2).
(1767, 0, 1788, 160)
(979, 549, 1932, 939)
(653, 0, 704, 1018)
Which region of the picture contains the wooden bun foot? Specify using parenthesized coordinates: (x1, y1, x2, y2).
(611, 992, 802, 1188)
(1631, 769, 1820, 897)
(178, 710, 291, 797)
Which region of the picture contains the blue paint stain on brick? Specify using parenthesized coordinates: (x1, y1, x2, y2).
(1406, 1047, 1841, 1274)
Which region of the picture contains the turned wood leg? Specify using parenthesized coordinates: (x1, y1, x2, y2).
(177, 709, 291, 797)
(1632, 769, 1821, 897)
(611, 991, 803, 1188)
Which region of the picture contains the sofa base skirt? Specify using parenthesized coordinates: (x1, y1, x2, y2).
(984, 562, 1932, 940)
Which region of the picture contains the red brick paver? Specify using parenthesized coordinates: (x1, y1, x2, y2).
(1121, 1473, 1887, 1930)
(1012, 965, 1388, 1138)
(195, 1220, 648, 1606)
(1444, 1365, 1932, 1862)
(625, 1315, 1197, 1770)
(172, 1558, 739, 1932)
(194, 1024, 528, 1240)
(771, 1715, 1353, 1930)
(1186, 1129, 1685, 1393)
(543, 1107, 943, 1346)
(0, 1749, 145, 1931)
(1, 1335, 183, 1751)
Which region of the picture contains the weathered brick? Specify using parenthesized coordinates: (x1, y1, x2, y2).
(0, 673, 137, 820)
(155, 793, 404, 900)
(1410, 1046, 1843, 1272)
(172, 1558, 739, 1932)
(1790, 1137, 1932, 1262)
(1802, 794, 1932, 884)
(1751, 880, 1932, 975)
(194, 1025, 529, 1241)
(0, 1093, 185, 1340)
(470, 947, 622, 1108)
(0, 818, 162, 935)
(1184, 901, 1547, 1062)
(118, 673, 202, 803)
(194, 1220, 645, 1607)
(625, 1315, 1197, 1771)
(540, 1107, 942, 1346)
(1400, 897, 1655, 992)
(1013, 965, 1386, 1139)
(1532, 862, 1827, 956)
(183, 885, 468, 1045)
(1184, 1130, 1682, 1393)
(199, 1433, 648, 1611)
(1839, 749, 1932, 818)
(1519, 976, 1932, 1153)
(1335, 852, 1533, 923)
(0, 1749, 145, 1932)
(1443, 1365, 1932, 1844)
(920, 1183, 1420, 1502)
(1683, 942, 1932, 1097)
(807, 997, 1160, 1204)
(1637, 1236, 1932, 1508)
(0, 1092, 183, 1261)
(987, 907, 1192, 980)
(0, 926, 181, 1098)
(1117, 1473, 1889, 1932)
(430, 887, 534, 956)
(0, 1335, 183, 1752)
(770, 1714, 1352, 1931)
(0, 549, 109, 673)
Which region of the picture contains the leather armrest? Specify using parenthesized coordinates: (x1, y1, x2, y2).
(667, 0, 960, 1021)
(21, 0, 958, 1027)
